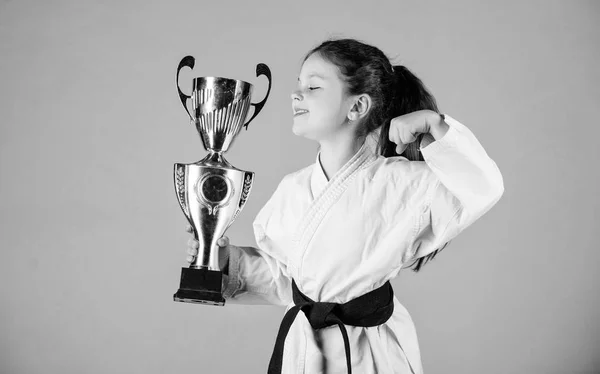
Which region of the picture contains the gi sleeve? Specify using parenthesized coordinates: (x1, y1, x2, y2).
(221, 178, 293, 306)
(409, 114, 505, 260)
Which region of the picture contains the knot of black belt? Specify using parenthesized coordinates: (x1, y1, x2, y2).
(267, 280, 394, 374)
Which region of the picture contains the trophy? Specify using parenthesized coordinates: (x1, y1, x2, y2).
(173, 55, 272, 306)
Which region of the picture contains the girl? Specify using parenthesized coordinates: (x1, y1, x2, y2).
(186, 38, 504, 374)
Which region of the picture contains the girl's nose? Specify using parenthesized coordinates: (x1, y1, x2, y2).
(290, 90, 302, 101)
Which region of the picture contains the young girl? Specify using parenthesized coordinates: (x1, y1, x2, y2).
(185, 38, 504, 374)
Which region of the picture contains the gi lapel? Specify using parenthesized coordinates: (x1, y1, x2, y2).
(288, 141, 378, 279)
(309, 154, 329, 200)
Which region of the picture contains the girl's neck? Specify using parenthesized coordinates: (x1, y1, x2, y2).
(318, 134, 365, 181)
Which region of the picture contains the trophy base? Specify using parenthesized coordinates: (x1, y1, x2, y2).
(173, 267, 225, 306)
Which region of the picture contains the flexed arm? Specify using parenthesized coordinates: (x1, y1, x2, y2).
(390, 111, 505, 259)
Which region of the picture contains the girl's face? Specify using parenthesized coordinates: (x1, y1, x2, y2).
(291, 53, 355, 141)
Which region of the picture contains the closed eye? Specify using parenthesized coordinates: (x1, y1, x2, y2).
(308, 87, 321, 90)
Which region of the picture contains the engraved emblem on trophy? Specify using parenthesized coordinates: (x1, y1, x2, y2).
(173, 55, 272, 306)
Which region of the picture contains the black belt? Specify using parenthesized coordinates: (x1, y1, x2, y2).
(267, 279, 395, 374)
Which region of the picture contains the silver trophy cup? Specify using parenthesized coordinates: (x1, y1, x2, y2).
(173, 55, 272, 305)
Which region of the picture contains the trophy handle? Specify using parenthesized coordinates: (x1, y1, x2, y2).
(176, 56, 195, 120)
(242, 63, 272, 130)
(229, 172, 254, 226)
(174, 164, 193, 228)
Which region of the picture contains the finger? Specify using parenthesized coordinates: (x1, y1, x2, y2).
(185, 224, 193, 233)
(187, 247, 198, 256)
(217, 236, 230, 247)
(389, 123, 407, 154)
(187, 238, 199, 249)
(402, 132, 417, 145)
(388, 120, 400, 144)
(399, 125, 417, 145)
(396, 142, 408, 154)
(186, 255, 195, 263)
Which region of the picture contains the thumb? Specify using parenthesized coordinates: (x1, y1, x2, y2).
(395, 142, 408, 154)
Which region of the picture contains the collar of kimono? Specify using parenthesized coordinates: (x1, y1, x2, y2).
(289, 139, 378, 279)
(310, 136, 379, 198)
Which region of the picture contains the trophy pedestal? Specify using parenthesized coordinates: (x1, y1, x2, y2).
(173, 267, 225, 306)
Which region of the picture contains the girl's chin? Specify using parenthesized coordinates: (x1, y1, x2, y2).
(292, 122, 312, 138)
(291, 123, 304, 137)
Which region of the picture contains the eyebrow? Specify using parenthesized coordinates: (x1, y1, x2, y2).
(297, 73, 326, 81)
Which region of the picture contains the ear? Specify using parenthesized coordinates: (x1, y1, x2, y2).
(347, 94, 372, 122)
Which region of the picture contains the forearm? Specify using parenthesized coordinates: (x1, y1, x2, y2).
(222, 245, 292, 306)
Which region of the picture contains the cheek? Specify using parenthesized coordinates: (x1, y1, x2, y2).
(293, 93, 345, 134)
(314, 95, 343, 121)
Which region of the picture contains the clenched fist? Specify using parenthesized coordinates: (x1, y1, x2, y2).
(185, 224, 231, 272)
(388, 110, 448, 154)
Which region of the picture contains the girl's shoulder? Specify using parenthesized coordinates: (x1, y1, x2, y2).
(283, 164, 313, 184)
(360, 156, 439, 211)
(366, 155, 434, 185)
(269, 163, 314, 196)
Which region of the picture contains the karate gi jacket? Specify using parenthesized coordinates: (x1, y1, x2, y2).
(221, 114, 505, 373)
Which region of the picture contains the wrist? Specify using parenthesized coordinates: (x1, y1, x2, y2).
(427, 111, 449, 140)
(219, 248, 230, 274)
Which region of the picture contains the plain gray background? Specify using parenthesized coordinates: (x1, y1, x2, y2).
(1, 1, 598, 373)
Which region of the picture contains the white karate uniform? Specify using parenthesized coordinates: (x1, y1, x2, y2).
(222, 115, 504, 373)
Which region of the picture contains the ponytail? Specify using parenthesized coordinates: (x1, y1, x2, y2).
(377, 65, 450, 272)
(378, 65, 440, 160)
